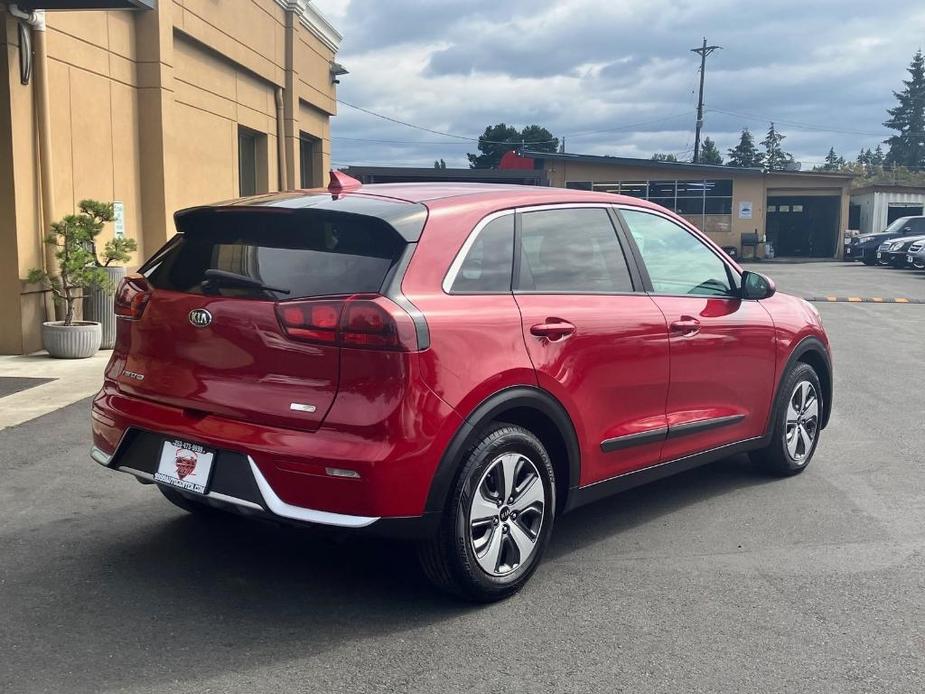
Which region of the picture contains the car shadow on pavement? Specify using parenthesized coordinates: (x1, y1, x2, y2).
(547, 454, 776, 561)
(2, 454, 774, 692)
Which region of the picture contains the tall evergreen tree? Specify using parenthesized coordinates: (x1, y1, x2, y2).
(700, 137, 723, 165)
(762, 122, 794, 171)
(726, 128, 764, 168)
(884, 50, 925, 168)
(872, 144, 886, 166)
(818, 147, 847, 171)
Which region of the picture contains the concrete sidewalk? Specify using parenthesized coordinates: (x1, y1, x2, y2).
(0, 351, 108, 429)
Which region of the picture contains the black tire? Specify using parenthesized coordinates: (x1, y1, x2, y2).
(750, 362, 823, 476)
(418, 423, 556, 602)
(861, 257, 875, 266)
(158, 485, 218, 515)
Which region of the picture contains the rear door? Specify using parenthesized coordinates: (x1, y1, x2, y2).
(512, 206, 670, 485)
(618, 208, 776, 461)
(117, 207, 408, 431)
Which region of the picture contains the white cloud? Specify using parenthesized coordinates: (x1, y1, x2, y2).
(320, 0, 925, 168)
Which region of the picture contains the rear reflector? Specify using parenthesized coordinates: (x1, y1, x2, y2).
(325, 467, 361, 479)
(275, 294, 419, 351)
(114, 275, 151, 320)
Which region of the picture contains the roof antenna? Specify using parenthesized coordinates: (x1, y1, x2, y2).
(328, 170, 362, 198)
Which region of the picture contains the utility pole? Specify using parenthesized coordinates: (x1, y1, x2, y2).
(691, 37, 721, 163)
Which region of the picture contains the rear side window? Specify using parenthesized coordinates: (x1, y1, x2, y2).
(516, 208, 634, 293)
(145, 210, 405, 299)
(449, 215, 514, 293)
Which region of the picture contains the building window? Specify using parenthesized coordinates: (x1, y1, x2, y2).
(300, 133, 322, 188)
(589, 178, 734, 233)
(238, 126, 267, 197)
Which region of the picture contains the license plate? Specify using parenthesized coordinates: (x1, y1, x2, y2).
(908, 255, 914, 263)
(155, 439, 215, 494)
(877, 252, 882, 258)
(846, 247, 853, 255)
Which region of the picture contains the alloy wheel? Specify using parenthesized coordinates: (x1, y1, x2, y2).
(468, 452, 546, 577)
(785, 380, 819, 463)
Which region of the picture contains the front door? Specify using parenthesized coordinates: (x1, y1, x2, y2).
(512, 206, 670, 485)
(618, 208, 777, 462)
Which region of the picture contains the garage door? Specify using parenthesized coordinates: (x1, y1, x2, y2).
(766, 196, 840, 258)
(887, 204, 923, 224)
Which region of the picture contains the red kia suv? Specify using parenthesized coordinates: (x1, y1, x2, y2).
(91, 173, 832, 601)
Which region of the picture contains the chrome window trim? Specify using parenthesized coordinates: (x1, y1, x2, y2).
(441, 209, 514, 293)
(443, 202, 642, 295)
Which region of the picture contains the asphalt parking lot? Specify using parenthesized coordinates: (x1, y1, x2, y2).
(1, 261, 923, 694)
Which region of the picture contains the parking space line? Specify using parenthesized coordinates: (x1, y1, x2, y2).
(803, 296, 924, 304)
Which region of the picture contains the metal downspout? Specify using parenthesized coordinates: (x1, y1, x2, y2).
(276, 87, 288, 191)
(9, 4, 57, 318)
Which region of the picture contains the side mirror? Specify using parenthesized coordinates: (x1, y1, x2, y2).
(741, 270, 776, 300)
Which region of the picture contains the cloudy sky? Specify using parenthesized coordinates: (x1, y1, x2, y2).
(313, 0, 925, 169)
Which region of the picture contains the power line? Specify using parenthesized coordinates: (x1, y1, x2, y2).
(705, 106, 890, 137)
(336, 99, 476, 141)
(337, 98, 693, 145)
(563, 112, 693, 138)
(333, 136, 473, 145)
(337, 99, 556, 144)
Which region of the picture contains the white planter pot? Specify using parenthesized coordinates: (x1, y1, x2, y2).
(85, 266, 125, 349)
(41, 321, 102, 359)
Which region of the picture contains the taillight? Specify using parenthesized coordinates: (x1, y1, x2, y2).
(275, 295, 420, 351)
(114, 275, 151, 320)
(277, 300, 340, 344)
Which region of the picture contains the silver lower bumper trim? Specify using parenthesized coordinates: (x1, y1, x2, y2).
(90, 446, 380, 528)
(247, 457, 379, 528)
(91, 446, 112, 466)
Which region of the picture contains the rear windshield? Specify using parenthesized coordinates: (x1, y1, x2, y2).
(144, 210, 405, 299)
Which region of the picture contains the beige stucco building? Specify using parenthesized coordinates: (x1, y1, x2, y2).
(507, 151, 854, 261)
(0, 0, 341, 354)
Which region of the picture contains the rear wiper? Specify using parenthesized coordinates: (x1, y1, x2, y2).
(201, 268, 290, 295)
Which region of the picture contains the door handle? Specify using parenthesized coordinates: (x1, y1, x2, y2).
(669, 317, 701, 336)
(530, 318, 576, 341)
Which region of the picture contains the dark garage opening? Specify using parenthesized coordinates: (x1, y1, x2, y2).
(887, 204, 923, 224)
(766, 195, 840, 258)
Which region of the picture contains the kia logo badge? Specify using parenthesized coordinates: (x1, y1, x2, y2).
(188, 309, 212, 327)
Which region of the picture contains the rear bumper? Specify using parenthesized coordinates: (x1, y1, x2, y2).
(92, 442, 437, 538)
(91, 381, 459, 537)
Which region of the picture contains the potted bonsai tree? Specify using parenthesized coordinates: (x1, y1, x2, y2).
(27, 200, 116, 358)
(86, 216, 137, 350)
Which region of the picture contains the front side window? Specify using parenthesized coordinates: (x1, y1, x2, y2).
(621, 209, 736, 297)
(449, 215, 514, 293)
(516, 208, 633, 293)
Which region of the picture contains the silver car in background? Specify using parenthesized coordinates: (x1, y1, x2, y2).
(906, 238, 925, 270)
